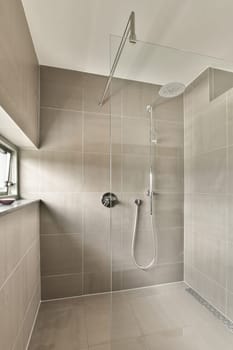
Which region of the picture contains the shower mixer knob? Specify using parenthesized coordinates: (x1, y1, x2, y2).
(101, 193, 118, 208)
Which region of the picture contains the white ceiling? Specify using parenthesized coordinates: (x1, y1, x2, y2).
(22, 0, 233, 84)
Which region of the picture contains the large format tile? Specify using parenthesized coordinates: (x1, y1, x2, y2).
(84, 269, 111, 295)
(228, 145, 233, 194)
(83, 192, 110, 234)
(40, 150, 83, 192)
(29, 284, 233, 349)
(41, 233, 83, 276)
(192, 94, 227, 156)
(226, 291, 233, 321)
(192, 194, 227, 240)
(84, 153, 110, 191)
(40, 192, 83, 235)
(157, 227, 184, 264)
(0, 0, 39, 145)
(154, 95, 183, 123)
(13, 285, 40, 350)
(83, 73, 121, 115)
(20, 150, 40, 194)
(155, 120, 184, 158)
(41, 273, 83, 300)
(188, 69, 210, 115)
(154, 156, 184, 192)
(153, 193, 184, 229)
(85, 294, 141, 346)
(40, 108, 83, 151)
(211, 68, 233, 100)
(84, 112, 110, 153)
(29, 298, 88, 349)
(144, 327, 206, 350)
(122, 155, 150, 192)
(227, 88, 233, 146)
(122, 117, 150, 155)
(40, 66, 83, 110)
(84, 230, 110, 273)
(122, 80, 158, 118)
(227, 241, 233, 293)
(192, 148, 227, 194)
(192, 233, 226, 287)
(121, 263, 183, 290)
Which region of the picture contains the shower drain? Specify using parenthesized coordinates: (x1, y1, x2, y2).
(186, 287, 233, 332)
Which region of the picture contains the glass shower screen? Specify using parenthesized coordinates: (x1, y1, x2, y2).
(108, 35, 233, 349)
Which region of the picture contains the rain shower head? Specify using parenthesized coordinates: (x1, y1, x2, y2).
(159, 82, 186, 98)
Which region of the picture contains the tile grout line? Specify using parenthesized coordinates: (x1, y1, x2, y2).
(11, 282, 41, 350)
(0, 237, 39, 294)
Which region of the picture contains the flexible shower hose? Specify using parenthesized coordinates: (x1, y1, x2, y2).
(131, 199, 158, 270)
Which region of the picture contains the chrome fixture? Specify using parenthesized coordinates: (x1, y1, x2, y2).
(101, 192, 118, 208)
(159, 82, 186, 98)
(132, 198, 157, 270)
(99, 11, 136, 106)
(131, 105, 158, 271)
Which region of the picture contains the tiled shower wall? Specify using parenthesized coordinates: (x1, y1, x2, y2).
(184, 68, 233, 320)
(0, 203, 40, 349)
(21, 66, 184, 300)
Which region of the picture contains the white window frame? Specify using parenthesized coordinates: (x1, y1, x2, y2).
(0, 136, 18, 198)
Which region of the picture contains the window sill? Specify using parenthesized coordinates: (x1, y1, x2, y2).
(0, 199, 40, 217)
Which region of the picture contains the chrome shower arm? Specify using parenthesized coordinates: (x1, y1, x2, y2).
(99, 11, 136, 106)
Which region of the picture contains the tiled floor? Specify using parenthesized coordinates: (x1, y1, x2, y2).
(29, 282, 233, 349)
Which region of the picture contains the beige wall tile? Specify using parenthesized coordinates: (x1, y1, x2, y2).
(227, 241, 233, 293)
(155, 120, 184, 158)
(41, 273, 83, 300)
(0, 204, 40, 350)
(122, 117, 150, 155)
(192, 194, 227, 240)
(84, 270, 111, 295)
(227, 291, 233, 321)
(154, 95, 184, 123)
(0, 216, 7, 288)
(41, 234, 83, 276)
(122, 263, 183, 290)
(122, 155, 150, 192)
(40, 193, 83, 235)
(84, 153, 110, 191)
(192, 149, 227, 194)
(20, 150, 40, 195)
(228, 146, 233, 194)
(13, 285, 40, 350)
(192, 234, 226, 287)
(211, 68, 233, 100)
(40, 108, 83, 151)
(84, 230, 110, 274)
(84, 112, 110, 153)
(83, 192, 110, 234)
(40, 66, 83, 110)
(157, 227, 184, 264)
(154, 156, 184, 192)
(189, 69, 210, 115)
(0, 0, 39, 146)
(227, 89, 233, 146)
(83, 73, 121, 115)
(34, 67, 184, 299)
(40, 150, 83, 192)
(154, 193, 184, 229)
(122, 80, 158, 118)
(192, 95, 227, 156)
(111, 117, 122, 154)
